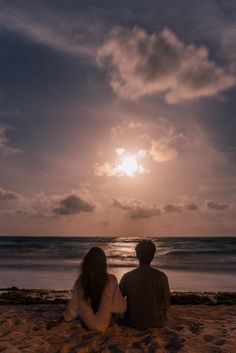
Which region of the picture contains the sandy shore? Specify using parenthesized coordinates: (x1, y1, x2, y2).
(0, 290, 236, 353)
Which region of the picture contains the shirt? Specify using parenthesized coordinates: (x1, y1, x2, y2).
(119, 265, 170, 330)
(63, 273, 126, 332)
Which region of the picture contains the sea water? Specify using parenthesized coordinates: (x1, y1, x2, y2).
(0, 236, 235, 291)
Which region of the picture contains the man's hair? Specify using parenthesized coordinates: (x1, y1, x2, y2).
(135, 239, 156, 264)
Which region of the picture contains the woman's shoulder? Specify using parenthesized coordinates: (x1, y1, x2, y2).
(107, 273, 118, 281)
(107, 273, 119, 287)
(73, 276, 82, 290)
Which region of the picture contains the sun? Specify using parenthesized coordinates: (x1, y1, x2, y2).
(115, 150, 148, 177)
(117, 155, 139, 177)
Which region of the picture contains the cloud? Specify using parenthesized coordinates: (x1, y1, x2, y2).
(149, 140, 178, 162)
(162, 204, 181, 213)
(177, 196, 200, 211)
(0, 127, 22, 155)
(220, 23, 236, 72)
(162, 201, 199, 213)
(111, 120, 143, 136)
(0, 189, 96, 218)
(109, 119, 185, 164)
(0, 191, 53, 217)
(97, 26, 235, 103)
(0, 2, 97, 58)
(0, 187, 21, 201)
(184, 202, 199, 211)
(148, 126, 185, 162)
(205, 200, 229, 211)
(53, 194, 95, 215)
(112, 195, 200, 219)
(94, 162, 117, 177)
(112, 197, 161, 219)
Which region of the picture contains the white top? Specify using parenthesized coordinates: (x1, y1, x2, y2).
(63, 273, 126, 332)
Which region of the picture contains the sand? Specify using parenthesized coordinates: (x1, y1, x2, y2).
(0, 303, 235, 353)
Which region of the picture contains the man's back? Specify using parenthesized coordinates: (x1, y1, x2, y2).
(120, 265, 170, 330)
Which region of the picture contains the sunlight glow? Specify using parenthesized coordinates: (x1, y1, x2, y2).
(117, 155, 138, 177)
(115, 149, 148, 177)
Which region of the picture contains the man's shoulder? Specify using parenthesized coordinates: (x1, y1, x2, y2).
(151, 267, 168, 279)
(120, 267, 168, 282)
(120, 268, 139, 281)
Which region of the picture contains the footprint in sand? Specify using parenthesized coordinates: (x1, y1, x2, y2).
(203, 334, 215, 342)
(189, 322, 204, 334)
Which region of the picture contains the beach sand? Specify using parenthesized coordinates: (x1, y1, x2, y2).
(0, 302, 236, 353)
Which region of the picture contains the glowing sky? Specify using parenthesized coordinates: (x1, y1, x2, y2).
(0, 0, 236, 236)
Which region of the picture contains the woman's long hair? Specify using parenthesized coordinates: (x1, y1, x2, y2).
(80, 247, 108, 313)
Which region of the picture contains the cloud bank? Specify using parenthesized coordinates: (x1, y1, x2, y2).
(98, 26, 235, 103)
(205, 200, 229, 211)
(112, 197, 161, 219)
(112, 196, 230, 219)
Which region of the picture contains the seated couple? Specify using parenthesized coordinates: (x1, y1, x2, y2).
(49, 240, 170, 332)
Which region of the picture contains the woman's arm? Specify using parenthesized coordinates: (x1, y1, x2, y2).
(111, 275, 127, 314)
(63, 281, 80, 322)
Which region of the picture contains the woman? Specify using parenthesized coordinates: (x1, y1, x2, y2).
(48, 247, 126, 332)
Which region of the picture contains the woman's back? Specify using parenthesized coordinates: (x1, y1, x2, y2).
(80, 247, 108, 314)
(64, 273, 126, 331)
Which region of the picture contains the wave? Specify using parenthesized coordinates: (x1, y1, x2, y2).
(0, 236, 236, 274)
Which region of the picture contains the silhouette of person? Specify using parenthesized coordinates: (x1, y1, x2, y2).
(48, 247, 126, 331)
(119, 239, 170, 330)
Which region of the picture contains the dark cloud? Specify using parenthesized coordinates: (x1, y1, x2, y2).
(53, 194, 95, 215)
(162, 201, 199, 213)
(112, 197, 161, 219)
(112, 197, 203, 219)
(185, 202, 199, 211)
(98, 26, 235, 103)
(0, 187, 20, 201)
(162, 204, 181, 213)
(205, 200, 229, 210)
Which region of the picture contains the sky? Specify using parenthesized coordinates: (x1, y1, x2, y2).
(0, 0, 236, 236)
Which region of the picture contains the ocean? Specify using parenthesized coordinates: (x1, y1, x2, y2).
(0, 236, 236, 292)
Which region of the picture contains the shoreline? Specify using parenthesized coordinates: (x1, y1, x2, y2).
(1, 287, 236, 305)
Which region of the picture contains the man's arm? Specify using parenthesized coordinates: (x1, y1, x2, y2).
(162, 273, 171, 311)
(119, 274, 127, 298)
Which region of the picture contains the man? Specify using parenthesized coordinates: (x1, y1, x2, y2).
(119, 239, 170, 330)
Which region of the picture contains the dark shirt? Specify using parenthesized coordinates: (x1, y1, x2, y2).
(119, 265, 170, 330)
